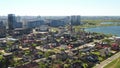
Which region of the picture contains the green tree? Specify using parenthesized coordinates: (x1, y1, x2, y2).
(102, 39, 112, 45)
(38, 62, 47, 68)
(32, 43, 37, 47)
(44, 51, 51, 58)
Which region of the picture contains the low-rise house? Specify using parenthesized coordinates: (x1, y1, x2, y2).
(8, 45, 20, 52)
(99, 47, 111, 57)
(16, 62, 39, 68)
(111, 43, 119, 51)
(56, 51, 68, 61)
(81, 54, 99, 67)
(22, 55, 31, 62)
(70, 61, 84, 68)
(95, 42, 110, 49)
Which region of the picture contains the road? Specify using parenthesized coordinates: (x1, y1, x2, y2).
(94, 51, 120, 68)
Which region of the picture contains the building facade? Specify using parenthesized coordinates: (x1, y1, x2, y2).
(71, 15, 81, 25)
(0, 21, 6, 38)
(8, 14, 16, 30)
(27, 20, 45, 28)
(50, 20, 66, 27)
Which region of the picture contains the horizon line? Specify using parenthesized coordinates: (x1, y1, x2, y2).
(1, 15, 120, 17)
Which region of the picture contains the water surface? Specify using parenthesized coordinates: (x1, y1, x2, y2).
(85, 26, 120, 36)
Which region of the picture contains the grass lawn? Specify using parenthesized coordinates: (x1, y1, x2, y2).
(91, 51, 103, 61)
(91, 51, 100, 55)
(104, 57, 120, 68)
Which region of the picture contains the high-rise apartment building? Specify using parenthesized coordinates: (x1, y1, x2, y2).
(8, 14, 16, 30)
(71, 15, 81, 25)
(0, 21, 6, 38)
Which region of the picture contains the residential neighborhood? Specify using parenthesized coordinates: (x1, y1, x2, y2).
(0, 25, 120, 68)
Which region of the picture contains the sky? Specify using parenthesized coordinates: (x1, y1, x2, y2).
(0, 0, 120, 16)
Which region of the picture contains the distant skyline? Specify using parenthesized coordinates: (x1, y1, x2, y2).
(0, 0, 120, 16)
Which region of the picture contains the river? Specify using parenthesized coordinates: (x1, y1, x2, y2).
(85, 26, 120, 36)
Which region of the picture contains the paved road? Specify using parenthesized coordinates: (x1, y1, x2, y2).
(94, 51, 120, 68)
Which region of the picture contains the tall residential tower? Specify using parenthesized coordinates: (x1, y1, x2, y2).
(8, 14, 16, 30)
(71, 15, 81, 25)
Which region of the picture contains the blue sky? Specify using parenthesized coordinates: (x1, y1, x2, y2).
(0, 0, 120, 16)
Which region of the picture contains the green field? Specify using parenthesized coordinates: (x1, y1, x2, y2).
(104, 57, 120, 68)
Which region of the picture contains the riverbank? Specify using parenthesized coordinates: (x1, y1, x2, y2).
(74, 22, 120, 30)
